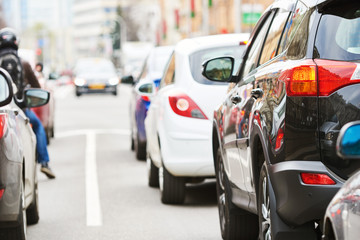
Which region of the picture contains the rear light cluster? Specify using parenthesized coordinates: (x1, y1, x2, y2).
(275, 127, 284, 151)
(168, 92, 207, 119)
(0, 188, 4, 200)
(280, 59, 360, 96)
(0, 113, 8, 139)
(141, 96, 150, 102)
(300, 173, 336, 185)
(239, 41, 248, 46)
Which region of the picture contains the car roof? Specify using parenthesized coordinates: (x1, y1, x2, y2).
(147, 45, 174, 61)
(175, 33, 250, 56)
(269, 0, 341, 10)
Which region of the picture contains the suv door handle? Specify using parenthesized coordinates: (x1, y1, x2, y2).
(251, 88, 263, 99)
(231, 95, 242, 104)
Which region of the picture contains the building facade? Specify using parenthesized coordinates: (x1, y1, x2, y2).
(72, 0, 119, 59)
(2, 0, 74, 72)
(158, 0, 273, 45)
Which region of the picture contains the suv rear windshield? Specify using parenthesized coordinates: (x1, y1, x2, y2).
(189, 45, 246, 85)
(315, 3, 360, 61)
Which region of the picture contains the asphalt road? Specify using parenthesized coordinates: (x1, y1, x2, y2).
(27, 84, 221, 240)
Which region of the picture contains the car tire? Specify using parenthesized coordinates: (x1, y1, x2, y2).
(45, 127, 51, 145)
(135, 134, 146, 160)
(159, 166, 185, 204)
(215, 148, 258, 240)
(147, 155, 159, 187)
(0, 179, 27, 240)
(26, 178, 39, 225)
(50, 126, 54, 138)
(258, 163, 272, 240)
(130, 134, 135, 151)
(257, 163, 317, 240)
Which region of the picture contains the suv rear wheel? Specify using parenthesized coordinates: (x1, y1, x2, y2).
(258, 164, 272, 240)
(215, 148, 258, 240)
(258, 163, 317, 240)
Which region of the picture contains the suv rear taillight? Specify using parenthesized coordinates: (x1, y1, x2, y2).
(280, 60, 360, 97)
(168, 93, 207, 119)
(0, 113, 8, 139)
(280, 60, 317, 96)
(315, 59, 358, 96)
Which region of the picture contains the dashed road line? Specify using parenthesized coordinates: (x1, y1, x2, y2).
(54, 129, 130, 227)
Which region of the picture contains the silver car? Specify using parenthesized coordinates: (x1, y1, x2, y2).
(322, 121, 360, 240)
(73, 57, 119, 96)
(0, 68, 50, 240)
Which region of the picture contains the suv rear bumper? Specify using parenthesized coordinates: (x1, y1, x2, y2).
(268, 161, 343, 226)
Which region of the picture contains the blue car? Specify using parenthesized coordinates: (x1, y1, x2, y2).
(130, 46, 173, 160)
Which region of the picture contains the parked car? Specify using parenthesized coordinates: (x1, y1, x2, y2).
(0, 68, 50, 239)
(202, 0, 360, 239)
(144, 33, 249, 203)
(322, 121, 360, 240)
(129, 46, 174, 160)
(31, 75, 55, 145)
(73, 58, 119, 96)
(18, 50, 55, 144)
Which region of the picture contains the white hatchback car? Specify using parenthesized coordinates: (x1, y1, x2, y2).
(145, 33, 249, 204)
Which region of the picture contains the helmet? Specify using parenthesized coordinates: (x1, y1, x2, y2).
(0, 28, 19, 50)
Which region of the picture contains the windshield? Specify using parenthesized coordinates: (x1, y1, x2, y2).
(75, 58, 116, 74)
(189, 45, 246, 85)
(315, 3, 360, 61)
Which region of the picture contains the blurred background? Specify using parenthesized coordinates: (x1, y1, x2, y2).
(0, 0, 272, 77)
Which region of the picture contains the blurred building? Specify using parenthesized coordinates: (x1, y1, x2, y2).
(72, 0, 119, 59)
(2, 0, 74, 73)
(158, 0, 272, 45)
(0, 0, 6, 28)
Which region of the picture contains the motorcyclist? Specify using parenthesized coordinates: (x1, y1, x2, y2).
(0, 27, 55, 179)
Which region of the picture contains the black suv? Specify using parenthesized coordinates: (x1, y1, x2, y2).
(202, 0, 360, 239)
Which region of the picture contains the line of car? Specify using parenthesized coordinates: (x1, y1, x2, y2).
(0, 69, 50, 239)
(127, 0, 360, 239)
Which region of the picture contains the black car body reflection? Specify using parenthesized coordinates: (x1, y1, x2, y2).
(203, 0, 360, 239)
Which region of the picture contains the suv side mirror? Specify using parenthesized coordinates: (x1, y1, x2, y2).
(0, 68, 13, 107)
(202, 57, 235, 82)
(337, 121, 360, 159)
(24, 89, 50, 108)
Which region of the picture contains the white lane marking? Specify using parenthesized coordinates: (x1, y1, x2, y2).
(85, 131, 102, 226)
(54, 128, 130, 226)
(55, 129, 130, 139)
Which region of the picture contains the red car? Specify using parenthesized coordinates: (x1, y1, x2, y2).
(32, 78, 55, 144)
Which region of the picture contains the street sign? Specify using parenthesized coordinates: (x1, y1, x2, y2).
(242, 12, 261, 24)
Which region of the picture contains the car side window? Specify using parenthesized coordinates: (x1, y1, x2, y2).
(139, 62, 148, 80)
(278, 1, 307, 54)
(259, 9, 290, 64)
(241, 11, 274, 78)
(160, 53, 175, 89)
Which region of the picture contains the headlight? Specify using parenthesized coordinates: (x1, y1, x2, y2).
(109, 77, 119, 85)
(74, 78, 86, 86)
